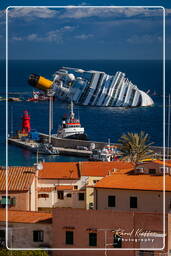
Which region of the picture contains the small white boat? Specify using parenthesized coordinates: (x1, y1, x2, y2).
(89, 141, 121, 162)
(32, 143, 59, 155)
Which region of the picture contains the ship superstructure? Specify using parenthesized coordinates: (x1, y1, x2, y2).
(28, 67, 154, 107)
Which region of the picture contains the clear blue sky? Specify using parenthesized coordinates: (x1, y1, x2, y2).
(0, 0, 171, 59)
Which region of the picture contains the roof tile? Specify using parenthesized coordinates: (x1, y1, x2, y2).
(39, 162, 79, 179)
(0, 167, 35, 192)
(39, 161, 134, 179)
(94, 173, 171, 191)
(0, 209, 52, 223)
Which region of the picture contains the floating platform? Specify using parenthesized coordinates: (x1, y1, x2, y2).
(8, 137, 92, 157)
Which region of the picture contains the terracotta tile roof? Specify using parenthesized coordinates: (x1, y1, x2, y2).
(0, 209, 52, 223)
(153, 160, 171, 167)
(38, 161, 134, 179)
(37, 187, 54, 192)
(94, 173, 171, 192)
(0, 166, 35, 192)
(39, 162, 79, 179)
(79, 161, 135, 177)
(55, 185, 74, 190)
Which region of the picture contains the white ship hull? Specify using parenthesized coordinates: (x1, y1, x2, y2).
(52, 67, 154, 107)
(57, 127, 87, 140)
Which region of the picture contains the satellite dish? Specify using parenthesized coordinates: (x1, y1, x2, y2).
(68, 73, 75, 81)
(36, 162, 43, 170)
(54, 74, 60, 81)
(90, 143, 96, 150)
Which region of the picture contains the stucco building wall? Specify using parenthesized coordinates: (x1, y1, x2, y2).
(52, 208, 166, 256)
(0, 192, 29, 211)
(1, 222, 52, 249)
(95, 189, 171, 213)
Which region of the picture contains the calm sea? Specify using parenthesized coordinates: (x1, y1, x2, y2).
(0, 59, 170, 166)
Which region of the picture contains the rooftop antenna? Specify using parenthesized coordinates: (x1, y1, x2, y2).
(167, 94, 171, 159)
(108, 138, 111, 147)
(70, 101, 74, 119)
(36, 150, 39, 165)
(77, 106, 80, 120)
(35, 150, 43, 171)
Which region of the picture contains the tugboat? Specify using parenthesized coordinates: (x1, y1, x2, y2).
(56, 101, 88, 140)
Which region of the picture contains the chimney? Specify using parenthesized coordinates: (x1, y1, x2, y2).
(77, 161, 82, 177)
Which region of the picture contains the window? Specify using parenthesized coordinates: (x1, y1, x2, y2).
(0, 196, 11, 208)
(33, 230, 44, 242)
(139, 251, 154, 256)
(136, 168, 144, 173)
(58, 191, 64, 200)
(108, 196, 115, 207)
(0, 230, 5, 248)
(78, 193, 85, 201)
(74, 186, 78, 189)
(38, 194, 49, 199)
(160, 167, 169, 174)
(169, 199, 171, 209)
(113, 234, 122, 248)
(89, 232, 97, 246)
(149, 169, 156, 174)
(67, 193, 72, 198)
(66, 231, 73, 245)
(130, 197, 137, 208)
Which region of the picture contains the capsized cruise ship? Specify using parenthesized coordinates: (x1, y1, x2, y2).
(28, 67, 154, 107)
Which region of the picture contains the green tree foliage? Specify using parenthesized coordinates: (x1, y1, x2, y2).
(118, 131, 154, 164)
(0, 250, 49, 256)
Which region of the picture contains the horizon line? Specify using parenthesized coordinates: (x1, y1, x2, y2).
(1, 59, 170, 61)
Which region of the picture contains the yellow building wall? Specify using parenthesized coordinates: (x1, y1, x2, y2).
(85, 176, 103, 210)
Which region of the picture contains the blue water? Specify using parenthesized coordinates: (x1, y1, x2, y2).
(0, 59, 170, 166)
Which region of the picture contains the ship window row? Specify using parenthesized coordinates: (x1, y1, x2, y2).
(122, 86, 129, 102)
(65, 230, 122, 247)
(77, 76, 93, 103)
(79, 87, 91, 104)
(89, 73, 104, 105)
(93, 79, 107, 105)
(136, 95, 142, 106)
(108, 77, 125, 106)
(129, 89, 136, 103)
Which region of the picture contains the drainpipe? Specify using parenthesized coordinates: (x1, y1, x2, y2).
(95, 188, 98, 210)
(35, 168, 39, 211)
(28, 190, 31, 211)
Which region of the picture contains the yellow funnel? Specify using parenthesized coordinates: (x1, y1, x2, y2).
(28, 74, 53, 91)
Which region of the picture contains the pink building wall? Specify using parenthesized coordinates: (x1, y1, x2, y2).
(52, 208, 167, 256)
